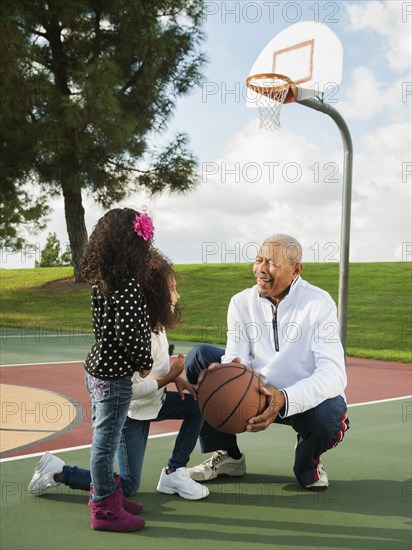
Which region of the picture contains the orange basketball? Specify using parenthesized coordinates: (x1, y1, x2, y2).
(197, 363, 267, 434)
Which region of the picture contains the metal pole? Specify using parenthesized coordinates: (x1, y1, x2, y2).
(296, 98, 353, 353)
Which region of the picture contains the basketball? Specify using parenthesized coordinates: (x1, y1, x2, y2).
(197, 362, 267, 434)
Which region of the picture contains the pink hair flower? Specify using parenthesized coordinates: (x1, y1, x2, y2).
(133, 213, 155, 241)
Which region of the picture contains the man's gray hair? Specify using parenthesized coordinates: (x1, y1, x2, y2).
(263, 234, 303, 263)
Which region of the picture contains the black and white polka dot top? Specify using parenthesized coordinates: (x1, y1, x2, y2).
(84, 279, 153, 379)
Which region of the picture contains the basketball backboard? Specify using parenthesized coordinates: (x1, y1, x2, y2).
(246, 21, 344, 105)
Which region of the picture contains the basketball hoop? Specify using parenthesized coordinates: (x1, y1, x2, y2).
(246, 73, 297, 131)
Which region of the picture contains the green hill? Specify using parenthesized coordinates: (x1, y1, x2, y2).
(0, 262, 411, 362)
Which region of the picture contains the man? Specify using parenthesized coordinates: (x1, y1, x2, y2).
(185, 234, 349, 490)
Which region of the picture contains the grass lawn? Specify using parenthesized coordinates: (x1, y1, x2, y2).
(0, 262, 411, 362)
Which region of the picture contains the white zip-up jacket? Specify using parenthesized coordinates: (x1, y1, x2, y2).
(222, 276, 347, 417)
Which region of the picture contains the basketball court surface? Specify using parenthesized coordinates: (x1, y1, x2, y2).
(1, 333, 411, 550)
(1, 17, 411, 550)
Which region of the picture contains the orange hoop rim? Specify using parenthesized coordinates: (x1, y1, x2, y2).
(246, 73, 297, 101)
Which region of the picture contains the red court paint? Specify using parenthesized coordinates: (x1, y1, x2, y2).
(1, 357, 410, 459)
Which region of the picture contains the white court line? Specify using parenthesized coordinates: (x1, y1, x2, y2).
(1, 395, 411, 464)
(1, 361, 84, 368)
(3, 356, 407, 367)
(1, 334, 91, 338)
(348, 395, 411, 407)
(0, 433, 179, 463)
(1, 356, 179, 367)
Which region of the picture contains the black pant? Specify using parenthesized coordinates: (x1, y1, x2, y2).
(185, 344, 349, 486)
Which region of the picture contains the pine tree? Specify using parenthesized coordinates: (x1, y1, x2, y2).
(36, 233, 62, 267)
(1, 0, 205, 280)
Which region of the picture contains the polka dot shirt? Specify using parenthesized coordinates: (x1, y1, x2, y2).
(84, 279, 153, 379)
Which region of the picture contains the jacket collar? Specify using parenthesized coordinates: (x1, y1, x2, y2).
(255, 275, 302, 307)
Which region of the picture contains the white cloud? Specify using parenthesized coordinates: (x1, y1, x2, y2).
(339, 66, 385, 120)
(339, 65, 411, 123)
(8, 116, 409, 269)
(4, 3, 411, 270)
(349, 122, 411, 261)
(135, 122, 349, 264)
(345, 1, 412, 74)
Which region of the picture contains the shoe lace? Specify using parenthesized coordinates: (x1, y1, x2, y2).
(202, 451, 226, 470)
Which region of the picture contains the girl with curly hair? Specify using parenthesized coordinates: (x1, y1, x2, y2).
(117, 250, 208, 501)
(28, 246, 209, 527)
(79, 208, 154, 532)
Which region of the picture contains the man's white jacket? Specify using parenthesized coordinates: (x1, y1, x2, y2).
(222, 276, 347, 417)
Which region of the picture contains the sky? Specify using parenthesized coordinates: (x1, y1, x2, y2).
(4, 0, 412, 269)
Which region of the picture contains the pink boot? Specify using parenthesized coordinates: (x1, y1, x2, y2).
(89, 483, 145, 532)
(114, 475, 144, 515)
(90, 477, 144, 515)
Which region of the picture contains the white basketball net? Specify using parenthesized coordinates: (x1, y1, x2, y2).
(248, 75, 291, 131)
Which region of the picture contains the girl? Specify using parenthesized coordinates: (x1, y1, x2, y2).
(118, 250, 208, 500)
(28, 250, 208, 521)
(82, 207, 154, 532)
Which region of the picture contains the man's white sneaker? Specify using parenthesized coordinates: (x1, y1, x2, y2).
(305, 461, 329, 491)
(187, 451, 246, 482)
(157, 467, 209, 500)
(28, 451, 65, 495)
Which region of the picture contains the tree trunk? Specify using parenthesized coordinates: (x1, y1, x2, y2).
(62, 185, 88, 283)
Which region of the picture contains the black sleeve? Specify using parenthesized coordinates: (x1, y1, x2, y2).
(114, 280, 153, 371)
(91, 287, 102, 341)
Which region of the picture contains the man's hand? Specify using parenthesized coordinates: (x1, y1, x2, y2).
(194, 362, 220, 392)
(246, 385, 285, 432)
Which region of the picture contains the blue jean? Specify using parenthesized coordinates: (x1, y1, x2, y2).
(85, 371, 133, 502)
(185, 344, 350, 486)
(61, 389, 203, 497)
(185, 344, 236, 451)
(117, 390, 204, 496)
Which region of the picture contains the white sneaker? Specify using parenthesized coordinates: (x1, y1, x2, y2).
(305, 461, 329, 491)
(187, 451, 246, 482)
(157, 467, 209, 500)
(28, 451, 65, 495)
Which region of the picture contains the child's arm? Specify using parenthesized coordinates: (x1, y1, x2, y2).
(90, 288, 102, 340)
(132, 354, 185, 400)
(155, 353, 185, 389)
(174, 376, 197, 400)
(114, 280, 153, 372)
